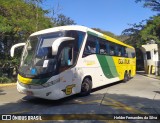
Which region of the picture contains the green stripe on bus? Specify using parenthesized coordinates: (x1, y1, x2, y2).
(105, 56, 118, 77)
(87, 31, 99, 37)
(31, 77, 50, 85)
(87, 31, 106, 40)
(96, 55, 114, 78)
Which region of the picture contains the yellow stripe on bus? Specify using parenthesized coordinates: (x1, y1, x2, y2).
(18, 74, 32, 84)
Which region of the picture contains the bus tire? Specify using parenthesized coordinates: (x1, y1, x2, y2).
(128, 71, 131, 80)
(80, 78, 92, 96)
(123, 71, 128, 82)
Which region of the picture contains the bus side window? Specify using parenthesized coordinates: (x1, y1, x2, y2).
(131, 53, 134, 58)
(99, 39, 108, 55)
(83, 35, 97, 56)
(124, 47, 128, 58)
(121, 47, 125, 57)
(109, 44, 115, 56)
(131, 51, 136, 58)
(58, 45, 73, 73)
(117, 46, 122, 57)
(61, 47, 72, 65)
(126, 48, 135, 58)
(84, 41, 96, 54)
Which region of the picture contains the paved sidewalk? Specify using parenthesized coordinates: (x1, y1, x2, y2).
(137, 71, 160, 80)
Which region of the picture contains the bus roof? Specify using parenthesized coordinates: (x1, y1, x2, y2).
(30, 25, 134, 49)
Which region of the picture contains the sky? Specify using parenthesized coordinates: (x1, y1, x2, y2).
(41, 0, 157, 35)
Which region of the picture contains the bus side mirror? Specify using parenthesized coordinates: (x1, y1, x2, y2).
(52, 37, 74, 55)
(10, 43, 25, 57)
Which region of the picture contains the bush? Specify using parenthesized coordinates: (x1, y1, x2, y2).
(0, 77, 11, 84)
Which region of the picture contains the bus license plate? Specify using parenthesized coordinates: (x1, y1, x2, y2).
(26, 91, 33, 96)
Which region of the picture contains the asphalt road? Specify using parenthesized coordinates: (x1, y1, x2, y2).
(0, 74, 160, 123)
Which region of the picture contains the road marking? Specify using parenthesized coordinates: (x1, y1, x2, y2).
(73, 99, 101, 104)
(73, 97, 145, 114)
(9, 109, 31, 114)
(103, 97, 145, 114)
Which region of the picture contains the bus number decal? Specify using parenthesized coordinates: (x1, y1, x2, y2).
(118, 59, 130, 64)
(62, 84, 76, 95)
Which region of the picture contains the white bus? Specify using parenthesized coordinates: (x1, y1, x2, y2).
(11, 25, 136, 100)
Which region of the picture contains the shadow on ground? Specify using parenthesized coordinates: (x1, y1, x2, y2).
(0, 94, 160, 123)
(0, 80, 160, 123)
(0, 89, 6, 95)
(0, 81, 159, 115)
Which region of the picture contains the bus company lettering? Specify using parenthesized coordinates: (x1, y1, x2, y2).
(118, 59, 130, 64)
(84, 60, 96, 66)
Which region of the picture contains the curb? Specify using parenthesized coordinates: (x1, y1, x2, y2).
(145, 75, 160, 80)
(0, 83, 16, 87)
(137, 73, 160, 80)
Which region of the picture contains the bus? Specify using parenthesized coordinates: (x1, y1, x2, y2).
(11, 25, 136, 100)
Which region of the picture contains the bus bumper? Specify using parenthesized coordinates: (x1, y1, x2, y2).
(17, 81, 62, 100)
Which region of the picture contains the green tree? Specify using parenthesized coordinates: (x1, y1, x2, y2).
(122, 0, 160, 47)
(135, 0, 160, 12)
(0, 0, 53, 78)
(122, 21, 145, 47)
(122, 16, 160, 47)
(0, 0, 52, 58)
(140, 16, 160, 43)
(53, 14, 76, 26)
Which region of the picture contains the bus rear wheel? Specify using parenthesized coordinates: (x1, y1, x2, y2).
(80, 78, 92, 96)
(128, 71, 131, 80)
(123, 72, 129, 82)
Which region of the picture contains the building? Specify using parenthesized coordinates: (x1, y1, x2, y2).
(140, 41, 160, 75)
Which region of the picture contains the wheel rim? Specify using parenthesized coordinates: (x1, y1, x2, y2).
(82, 82, 90, 93)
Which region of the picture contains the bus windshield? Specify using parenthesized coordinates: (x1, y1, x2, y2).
(19, 30, 86, 78)
(19, 32, 63, 78)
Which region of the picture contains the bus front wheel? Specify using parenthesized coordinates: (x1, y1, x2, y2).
(80, 78, 92, 96)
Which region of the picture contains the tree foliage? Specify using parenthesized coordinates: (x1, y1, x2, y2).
(0, 0, 53, 78)
(0, 0, 53, 60)
(53, 14, 76, 26)
(140, 16, 160, 43)
(122, 0, 160, 48)
(122, 16, 160, 47)
(135, 0, 160, 12)
(0, 0, 77, 79)
(122, 21, 145, 47)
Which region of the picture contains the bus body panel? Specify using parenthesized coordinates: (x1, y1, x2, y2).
(79, 55, 119, 88)
(112, 57, 136, 79)
(58, 67, 82, 97)
(17, 66, 83, 100)
(78, 54, 135, 89)
(17, 82, 62, 100)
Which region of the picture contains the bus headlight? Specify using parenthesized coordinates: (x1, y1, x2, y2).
(18, 80, 44, 89)
(42, 78, 60, 87)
